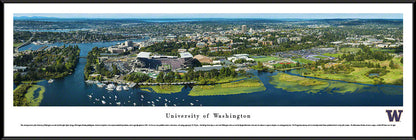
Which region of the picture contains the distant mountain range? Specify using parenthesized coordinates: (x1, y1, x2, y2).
(13, 16, 402, 26)
(14, 16, 62, 20)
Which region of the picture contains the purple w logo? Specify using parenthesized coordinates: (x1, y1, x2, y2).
(386, 110, 403, 122)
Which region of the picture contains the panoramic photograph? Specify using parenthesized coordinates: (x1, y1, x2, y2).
(12, 13, 403, 106)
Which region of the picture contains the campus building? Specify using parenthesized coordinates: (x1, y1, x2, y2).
(136, 52, 194, 71)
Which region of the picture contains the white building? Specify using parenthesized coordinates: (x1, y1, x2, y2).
(137, 52, 152, 59)
(178, 49, 187, 53)
(242, 25, 247, 33)
(290, 37, 302, 41)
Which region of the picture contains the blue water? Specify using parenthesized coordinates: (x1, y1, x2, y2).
(33, 88, 41, 99)
(369, 73, 380, 77)
(18, 38, 147, 56)
(16, 39, 403, 106)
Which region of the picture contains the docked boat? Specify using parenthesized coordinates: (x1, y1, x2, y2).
(97, 83, 105, 88)
(123, 85, 129, 90)
(101, 100, 106, 104)
(106, 84, 115, 90)
(128, 83, 137, 88)
(116, 102, 121, 105)
(116, 86, 122, 91)
(48, 79, 54, 83)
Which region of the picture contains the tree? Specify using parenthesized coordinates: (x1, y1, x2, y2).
(112, 64, 119, 75)
(389, 60, 396, 69)
(175, 72, 182, 80)
(14, 72, 22, 84)
(156, 72, 165, 83)
(165, 71, 175, 83)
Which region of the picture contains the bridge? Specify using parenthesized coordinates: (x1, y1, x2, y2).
(15, 32, 35, 53)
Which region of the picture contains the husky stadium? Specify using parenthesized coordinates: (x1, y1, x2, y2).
(136, 52, 194, 71)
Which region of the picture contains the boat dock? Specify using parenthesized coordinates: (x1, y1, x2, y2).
(85, 80, 196, 86)
(137, 82, 196, 86)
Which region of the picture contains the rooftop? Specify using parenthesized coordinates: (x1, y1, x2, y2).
(137, 52, 151, 58)
(179, 52, 193, 58)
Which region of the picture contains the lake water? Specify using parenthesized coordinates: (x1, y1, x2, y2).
(15, 40, 403, 106)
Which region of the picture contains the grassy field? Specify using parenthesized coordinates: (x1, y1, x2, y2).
(361, 58, 402, 85)
(340, 47, 362, 53)
(253, 56, 282, 62)
(371, 48, 396, 53)
(269, 73, 329, 94)
(313, 55, 328, 59)
(322, 53, 342, 57)
(24, 85, 46, 106)
(381, 68, 403, 85)
(21, 80, 45, 84)
(303, 68, 374, 84)
(303, 59, 403, 85)
(189, 78, 266, 96)
(149, 85, 184, 94)
(269, 73, 367, 94)
(13, 42, 24, 48)
(292, 58, 314, 64)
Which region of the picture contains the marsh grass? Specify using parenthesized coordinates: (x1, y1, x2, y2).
(189, 78, 266, 96)
(24, 85, 46, 106)
(149, 85, 184, 94)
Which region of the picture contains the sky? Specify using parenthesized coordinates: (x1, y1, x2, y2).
(13, 13, 403, 19)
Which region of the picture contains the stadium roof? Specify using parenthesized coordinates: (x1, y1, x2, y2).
(137, 52, 151, 58)
(179, 52, 193, 58)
